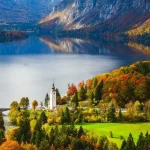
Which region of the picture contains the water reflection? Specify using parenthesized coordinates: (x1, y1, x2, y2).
(39, 35, 150, 58)
(0, 35, 149, 57)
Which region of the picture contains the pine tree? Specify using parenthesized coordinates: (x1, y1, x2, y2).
(118, 109, 123, 121)
(72, 91, 78, 109)
(39, 111, 47, 124)
(90, 92, 94, 105)
(30, 131, 36, 144)
(25, 97, 30, 109)
(78, 86, 86, 101)
(35, 130, 41, 146)
(136, 132, 146, 150)
(64, 107, 70, 123)
(0, 129, 4, 145)
(145, 131, 150, 150)
(120, 140, 127, 150)
(94, 80, 103, 102)
(77, 126, 84, 138)
(0, 113, 5, 131)
(107, 104, 116, 122)
(61, 111, 65, 124)
(124, 133, 136, 150)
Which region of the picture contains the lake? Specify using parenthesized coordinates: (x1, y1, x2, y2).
(0, 36, 150, 108)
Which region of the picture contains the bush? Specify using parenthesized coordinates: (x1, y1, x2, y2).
(120, 135, 124, 140)
(109, 131, 113, 138)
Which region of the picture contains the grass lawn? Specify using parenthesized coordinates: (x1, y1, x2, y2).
(75, 122, 150, 148)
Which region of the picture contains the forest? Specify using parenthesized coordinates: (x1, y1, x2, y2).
(0, 61, 150, 150)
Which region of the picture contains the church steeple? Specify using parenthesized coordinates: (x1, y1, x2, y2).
(52, 80, 55, 90)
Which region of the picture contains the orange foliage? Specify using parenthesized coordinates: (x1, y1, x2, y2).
(86, 79, 92, 89)
(78, 81, 84, 89)
(0, 140, 25, 150)
(67, 84, 77, 96)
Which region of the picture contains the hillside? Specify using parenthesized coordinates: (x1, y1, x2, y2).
(0, 0, 58, 24)
(39, 0, 150, 41)
(71, 61, 150, 107)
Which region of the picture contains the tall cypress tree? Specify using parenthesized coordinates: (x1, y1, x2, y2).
(94, 80, 103, 102)
(44, 93, 50, 108)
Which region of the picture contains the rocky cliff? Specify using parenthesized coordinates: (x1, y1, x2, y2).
(39, 0, 150, 38)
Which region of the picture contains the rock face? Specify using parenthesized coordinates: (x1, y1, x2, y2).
(39, 0, 150, 33)
(0, 0, 58, 23)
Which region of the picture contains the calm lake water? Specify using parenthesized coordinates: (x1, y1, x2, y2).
(0, 36, 150, 108)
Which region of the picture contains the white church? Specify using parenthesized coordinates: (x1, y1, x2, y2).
(48, 82, 57, 110)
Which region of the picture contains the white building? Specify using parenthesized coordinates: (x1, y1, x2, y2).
(49, 83, 57, 110)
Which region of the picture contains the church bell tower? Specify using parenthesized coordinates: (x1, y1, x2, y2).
(49, 82, 56, 110)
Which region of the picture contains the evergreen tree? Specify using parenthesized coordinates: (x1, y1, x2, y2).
(118, 109, 123, 121)
(94, 80, 103, 102)
(25, 97, 30, 109)
(120, 140, 127, 150)
(92, 78, 98, 88)
(56, 88, 61, 98)
(124, 133, 136, 150)
(0, 113, 5, 131)
(77, 126, 84, 138)
(30, 131, 36, 144)
(136, 132, 146, 150)
(64, 107, 70, 123)
(39, 111, 47, 124)
(72, 91, 78, 109)
(49, 128, 55, 145)
(78, 86, 86, 101)
(0, 129, 4, 145)
(90, 92, 94, 105)
(61, 111, 65, 124)
(107, 104, 116, 122)
(145, 132, 150, 150)
(39, 139, 50, 150)
(44, 93, 50, 108)
(35, 130, 41, 146)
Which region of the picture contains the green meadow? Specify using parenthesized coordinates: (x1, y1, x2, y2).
(75, 123, 150, 147)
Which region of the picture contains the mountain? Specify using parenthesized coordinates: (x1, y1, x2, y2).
(39, 0, 150, 40)
(0, 0, 58, 24)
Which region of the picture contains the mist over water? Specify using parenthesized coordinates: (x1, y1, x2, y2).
(0, 36, 149, 107)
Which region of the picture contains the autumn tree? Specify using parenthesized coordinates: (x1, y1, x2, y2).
(9, 101, 19, 124)
(0, 140, 25, 150)
(21, 143, 38, 150)
(32, 100, 38, 111)
(67, 83, 77, 96)
(20, 97, 29, 109)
